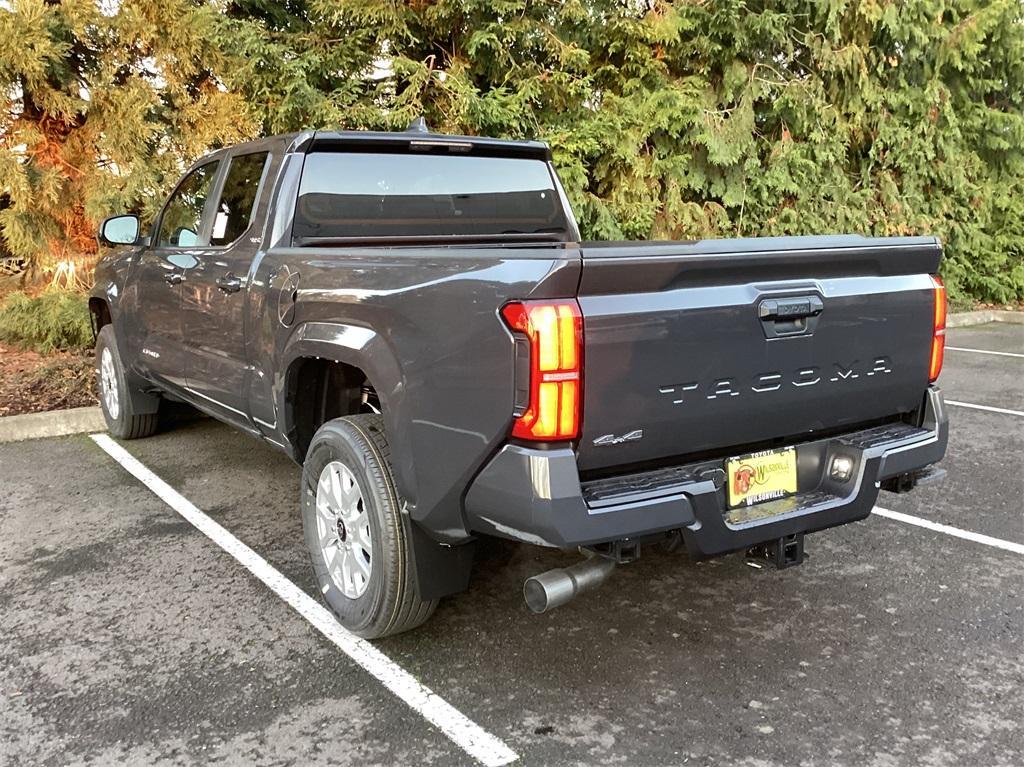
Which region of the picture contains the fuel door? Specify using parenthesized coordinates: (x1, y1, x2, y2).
(275, 267, 300, 327)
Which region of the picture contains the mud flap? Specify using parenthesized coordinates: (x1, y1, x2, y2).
(409, 522, 476, 601)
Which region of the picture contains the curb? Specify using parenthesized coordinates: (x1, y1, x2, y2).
(947, 310, 1024, 329)
(0, 406, 105, 444)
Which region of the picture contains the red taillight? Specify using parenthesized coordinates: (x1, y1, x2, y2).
(929, 275, 946, 382)
(501, 300, 582, 441)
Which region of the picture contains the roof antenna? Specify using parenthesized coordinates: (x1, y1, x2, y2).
(407, 116, 430, 133)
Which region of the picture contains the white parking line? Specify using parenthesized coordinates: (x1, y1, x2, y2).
(874, 506, 1024, 556)
(946, 400, 1024, 418)
(946, 346, 1024, 359)
(90, 434, 518, 767)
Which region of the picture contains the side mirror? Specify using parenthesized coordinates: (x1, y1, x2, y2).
(172, 227, 200, 247)
(98, 214, 141, 246)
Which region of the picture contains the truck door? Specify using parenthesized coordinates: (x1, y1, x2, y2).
(181, 149, 272, 427)
(129, 159, 222, 393)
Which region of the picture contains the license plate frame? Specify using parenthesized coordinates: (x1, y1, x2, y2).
(726, 447, 798, 508)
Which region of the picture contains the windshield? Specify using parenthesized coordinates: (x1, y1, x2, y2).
(293, 151, 570, 242)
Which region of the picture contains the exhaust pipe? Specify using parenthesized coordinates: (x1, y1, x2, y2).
(524, 555, 616, 614)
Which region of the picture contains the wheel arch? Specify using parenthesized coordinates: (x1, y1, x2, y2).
(278, 321, 411, 498)
(88, 296, 112, 340)
(284, 355, 372, 458)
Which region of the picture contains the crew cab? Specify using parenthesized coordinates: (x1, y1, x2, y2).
(91, 122, 948, 637)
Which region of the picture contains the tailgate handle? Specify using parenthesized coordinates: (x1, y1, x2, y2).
(758, 296, 823, 321)
(758, 295, 823, 338)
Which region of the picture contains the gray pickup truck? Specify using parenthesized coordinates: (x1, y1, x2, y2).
(91, 122, 948, 637)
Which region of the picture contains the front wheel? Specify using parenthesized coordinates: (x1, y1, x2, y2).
(95, 325, 160, 439)
(301, 414, 437, 638)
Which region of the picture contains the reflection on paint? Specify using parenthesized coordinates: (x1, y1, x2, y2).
(528, 454, 552, 500)
(303, 322, 376, 351)
(331, 325, 374, 350)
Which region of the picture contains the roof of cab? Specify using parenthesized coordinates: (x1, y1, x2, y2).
(183, 124, 552, 181)
(290, 127, 551, 160)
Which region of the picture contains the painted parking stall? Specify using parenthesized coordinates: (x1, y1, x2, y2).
(90, 433, 518, 767)
(872, 506, 1024, 556)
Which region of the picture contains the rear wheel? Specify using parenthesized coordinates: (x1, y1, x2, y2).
(95, 325, 160, 439)
(301, 414, 437, 638)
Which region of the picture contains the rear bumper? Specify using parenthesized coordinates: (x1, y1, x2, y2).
(464, 387, 948, 555)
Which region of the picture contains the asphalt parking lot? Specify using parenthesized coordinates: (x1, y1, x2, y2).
(2, 323, 1022, 767)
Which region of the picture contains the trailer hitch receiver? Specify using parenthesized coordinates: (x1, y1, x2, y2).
(747, 533, 805, 569)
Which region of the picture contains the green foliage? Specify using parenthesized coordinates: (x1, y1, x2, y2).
(0, 0, 257, 277)
(1, 0, 1021, 303)
(347, 0, 1023, 303)
(0, 289, 92, 352)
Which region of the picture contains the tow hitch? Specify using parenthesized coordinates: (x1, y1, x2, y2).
(881, 464, 947, 494)
(747, 533, 805, 569)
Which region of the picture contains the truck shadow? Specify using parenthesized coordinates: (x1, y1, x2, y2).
(135, 417, 860, 669)
(125, 418, 928, 741)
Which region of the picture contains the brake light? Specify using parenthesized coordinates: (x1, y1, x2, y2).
(929, 275, 946, 382)
(501, 300, 582, 441)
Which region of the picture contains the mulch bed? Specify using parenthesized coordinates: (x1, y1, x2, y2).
(0, 343, 97, 417)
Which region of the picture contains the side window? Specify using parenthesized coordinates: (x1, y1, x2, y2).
(157, 162, 220, 247)
(210, 152, 269, 246)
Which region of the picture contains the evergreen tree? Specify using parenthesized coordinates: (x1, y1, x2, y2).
(1, 0, 1020, 302)
(212, 0, 384, 134)
(364, 0, 1023, 302)
(0, 0, 255, 284)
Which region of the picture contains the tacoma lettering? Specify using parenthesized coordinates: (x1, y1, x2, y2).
(659, 357, 893, 405)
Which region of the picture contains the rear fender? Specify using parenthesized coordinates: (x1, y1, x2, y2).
(279, 321, 475, 600)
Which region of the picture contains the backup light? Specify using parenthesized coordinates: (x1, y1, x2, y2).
(830, 455, 854, 481)
(501, 300, 582, 441)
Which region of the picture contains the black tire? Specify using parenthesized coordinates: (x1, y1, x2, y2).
(301, 414, 437, 638)
(94, 325, 160, 439)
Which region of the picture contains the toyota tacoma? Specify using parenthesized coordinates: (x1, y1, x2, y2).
(90, 122, 948, 637)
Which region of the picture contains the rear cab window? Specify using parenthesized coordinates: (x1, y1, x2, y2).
(293, 152, 570, 243)
(211, 152, 270, 246)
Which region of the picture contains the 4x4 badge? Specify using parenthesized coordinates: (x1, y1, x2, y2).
(593, 429, 644, 447)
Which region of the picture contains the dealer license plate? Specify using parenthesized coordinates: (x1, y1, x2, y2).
(726, 447, 798, 508)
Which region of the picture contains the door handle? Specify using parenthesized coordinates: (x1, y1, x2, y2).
(216, 273, 243, 294)
(758, 296, 823, 321)
(164, 272, 184, 286)
(757, 295, 824, 338)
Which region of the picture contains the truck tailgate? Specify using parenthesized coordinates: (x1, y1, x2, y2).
(576, 236, 941, 473)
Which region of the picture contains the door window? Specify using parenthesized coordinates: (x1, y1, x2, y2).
(210, 152, 269, 246)
(157, 162, 220, 247)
